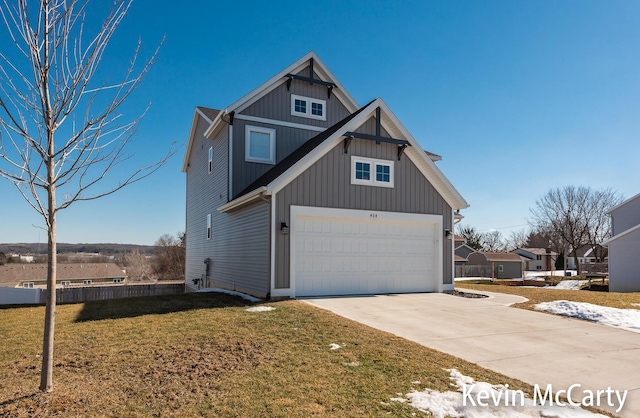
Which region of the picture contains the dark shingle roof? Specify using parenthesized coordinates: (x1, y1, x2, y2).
(235, 100, 374, 199)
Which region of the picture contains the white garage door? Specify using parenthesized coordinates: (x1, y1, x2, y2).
(291, 206, 442, 297)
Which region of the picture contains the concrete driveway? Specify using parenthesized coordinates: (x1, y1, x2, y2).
(303, 291, 640, 417)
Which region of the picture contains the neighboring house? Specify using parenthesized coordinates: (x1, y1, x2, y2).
(183, 52, 468, 299)
(0, 263, 127, 289)
(455, 243, 477, 260)
(512, 248, 557, 271)
(603, 193, 640, 292)
(466, 252, 524, 279)
(566, 244, 608, 271)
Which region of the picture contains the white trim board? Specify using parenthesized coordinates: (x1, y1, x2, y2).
(234, 114, 325, 132)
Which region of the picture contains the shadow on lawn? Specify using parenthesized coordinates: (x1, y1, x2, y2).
(75, 292, 256, 322)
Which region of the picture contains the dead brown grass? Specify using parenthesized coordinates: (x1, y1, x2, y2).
(456, 282, 640, 311)
(0, 292, 546, 417)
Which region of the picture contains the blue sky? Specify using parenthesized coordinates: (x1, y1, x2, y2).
(1, 0, 639, 245)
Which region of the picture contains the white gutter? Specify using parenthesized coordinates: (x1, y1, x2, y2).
(217, 187, 269, 213)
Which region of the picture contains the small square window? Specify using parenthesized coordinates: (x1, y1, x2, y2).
(245, 125, 276, 164)
(311, 102, 323, 116)
(23, 282, 34, 288)
(60, 280, 71, 286)
(498, 265, 504, 272)
(355, 162, 370, 180)
(376, 164, 390, 182)
(294, 99, 306, 114)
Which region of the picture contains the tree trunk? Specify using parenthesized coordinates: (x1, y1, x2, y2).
(572, 248, 581, 276)
(40, 135, 56, 392)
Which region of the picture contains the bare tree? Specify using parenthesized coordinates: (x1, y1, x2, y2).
(482, 230, 507, 252)
(456, 225, 484, 250)
(0, 0, 170, 392)
(152, 232, 185, 281)
(506, 228, 529, 252)
(124, 250, 153, 281)
(583, 188, 623, 262)
(529, 186, 621, 274)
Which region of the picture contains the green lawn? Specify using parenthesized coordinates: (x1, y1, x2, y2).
(456, 281, 640, 310)
(0, 292, 541, 417)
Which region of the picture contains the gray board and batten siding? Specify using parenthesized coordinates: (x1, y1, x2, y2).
(275, 117, 453, 290)
(232, 69, 351, 198)
(185, 114, 271, 296)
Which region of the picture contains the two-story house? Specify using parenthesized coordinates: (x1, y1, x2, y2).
(182, 52, 468, 299)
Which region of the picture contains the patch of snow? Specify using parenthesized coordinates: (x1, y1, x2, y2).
(329, 343, 341, 350)
(245, 306, 276, 312)
(197, 287, 261, 302)
(535, 300, 640, 333)
(454, 277, 492, 281)
(391, 369, 607, 418)
(552, 280, 588, 290)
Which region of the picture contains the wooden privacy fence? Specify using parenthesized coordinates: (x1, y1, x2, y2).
(455, 265, 491, 278)
(0, 283, 185, 305)
(56, 283, 185, 304)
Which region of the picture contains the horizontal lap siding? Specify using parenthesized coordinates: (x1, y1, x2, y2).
(185, 116, 227, 288)
(275, 118, 452, 289)
(185, 119, 271, 298)
(211, 202, 270, 297)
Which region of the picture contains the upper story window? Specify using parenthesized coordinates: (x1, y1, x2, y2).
(351, 156, 394, 188)
(291, 94, 326, 121)
(245, 125, 276, 164)
(23, 282, 34, 288)
(536, 255, 542, 260)
(208, 146, 213, 173)
(60, 280, 71, 286)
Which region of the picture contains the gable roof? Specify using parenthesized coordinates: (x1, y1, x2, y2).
(482, 252, 523, 262)
(219, 98, 468, 212)
(182, 52, 359, 173)
(0, 263, 126, 286)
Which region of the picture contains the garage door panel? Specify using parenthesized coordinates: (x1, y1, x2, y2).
(291, 207, 442, 297)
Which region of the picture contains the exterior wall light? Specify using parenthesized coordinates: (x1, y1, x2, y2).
(281, 222, 290, 235)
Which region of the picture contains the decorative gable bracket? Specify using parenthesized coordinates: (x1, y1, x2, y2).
(343, 107, 411, 160)
(286, 58, 336, 99)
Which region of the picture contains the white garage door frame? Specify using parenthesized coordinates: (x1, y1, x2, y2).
(289, 205, 443, 297)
